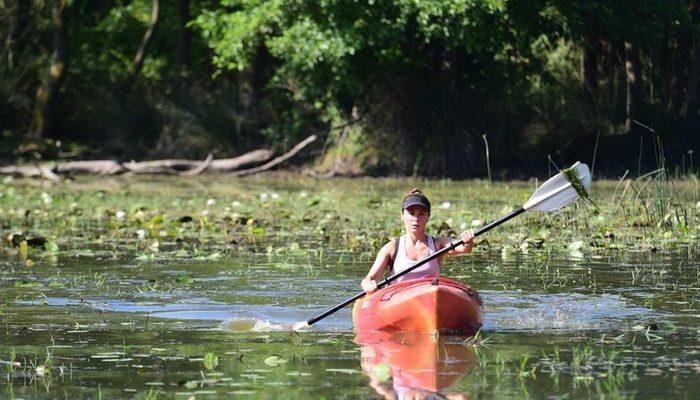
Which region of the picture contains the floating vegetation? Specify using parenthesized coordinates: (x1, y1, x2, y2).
(562, 164, 591, 201)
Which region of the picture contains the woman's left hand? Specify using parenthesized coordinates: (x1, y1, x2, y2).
(460, 229, 474, 244)
(459, 229, 474, 252)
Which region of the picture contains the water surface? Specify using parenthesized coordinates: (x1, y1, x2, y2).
(0, 175, 697, 398)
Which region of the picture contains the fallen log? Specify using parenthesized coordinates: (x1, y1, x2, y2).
(180, 153, 213, 176)
(209, 149, 273, 172)
(230, 135, 317, 177)
(0, 164, 60, 181)
(122, 158, 200, 174)
(121, 148, 274, 174)
(55, 160, 124, 175)
(0, 144, 298, 179)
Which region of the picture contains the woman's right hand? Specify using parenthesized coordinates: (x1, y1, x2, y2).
(361, 276, 378, 294)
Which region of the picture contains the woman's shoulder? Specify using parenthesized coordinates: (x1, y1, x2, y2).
(381, 236, 400, 251)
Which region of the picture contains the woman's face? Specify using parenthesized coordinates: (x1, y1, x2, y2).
(401, 205, 430, 234)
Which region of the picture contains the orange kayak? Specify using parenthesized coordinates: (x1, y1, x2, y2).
(352, 277, 483, 335)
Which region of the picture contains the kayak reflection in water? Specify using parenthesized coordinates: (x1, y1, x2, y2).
(359, 332, 477, 400)
(361, 188, 475, 294)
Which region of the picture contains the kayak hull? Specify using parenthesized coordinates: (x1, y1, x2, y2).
(352, 277, 483, 336)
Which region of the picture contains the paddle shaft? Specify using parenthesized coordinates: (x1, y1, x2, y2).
(305, 207, 526, 326)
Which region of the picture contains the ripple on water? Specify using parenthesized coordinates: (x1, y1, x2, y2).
(22, 290, 659, 334)
(20, 297, 353, 332)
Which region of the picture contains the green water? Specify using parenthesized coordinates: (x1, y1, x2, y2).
(0, 175, 697, 399)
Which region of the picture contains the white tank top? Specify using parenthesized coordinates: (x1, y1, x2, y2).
(391, 235, 440, 282)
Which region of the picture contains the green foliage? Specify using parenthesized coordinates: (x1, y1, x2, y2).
(191, 0, 698, 176)
(0, 1, 697, 175)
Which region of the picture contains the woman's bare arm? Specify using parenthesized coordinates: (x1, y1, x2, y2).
(360, 241, 395, 293)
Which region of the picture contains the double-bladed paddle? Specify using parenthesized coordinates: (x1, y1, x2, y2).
(287, 162, 592, 331)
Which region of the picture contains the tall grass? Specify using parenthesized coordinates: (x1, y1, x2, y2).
(604, 124, 696, 233)
(611, 169, 691, 230)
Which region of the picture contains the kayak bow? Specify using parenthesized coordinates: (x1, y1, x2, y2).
(352, 277, 483, 335)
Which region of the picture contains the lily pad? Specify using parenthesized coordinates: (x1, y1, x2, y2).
(14, 280, 42, 288)
(263, 355, 288, 367)
(44, 241, 59, 253)
(203, 352, 218, 370)
(372, 363, 391, 382)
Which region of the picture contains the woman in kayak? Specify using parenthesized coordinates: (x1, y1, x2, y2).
(361, 188, 475, 294)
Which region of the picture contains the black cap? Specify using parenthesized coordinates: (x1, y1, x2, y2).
(402, 195, 431, 212)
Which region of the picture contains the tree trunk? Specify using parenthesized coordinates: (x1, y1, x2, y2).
(624, 41, 643, 133)
(601, 40, 620, 115)
(680, 2, 700, 118)
(582, 39, 600, 124)
(654, 39, 671, 110)
(669, 17, 692, 116)
(680, 42, 700, 118)
(582, 41, 598, 96)
(173, 0, 191, 79)
(5, 0, 30, 71)
(32, 0, 68, 140)
(128, 0, 160, 83)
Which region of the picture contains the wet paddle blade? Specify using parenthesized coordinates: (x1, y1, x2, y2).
(277, 321, 310, 331)
(221, 318, 310, 332)
(291, 321, 310, 331)
(523, 162, 591, 212)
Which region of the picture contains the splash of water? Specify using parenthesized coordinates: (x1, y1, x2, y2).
(219, 317, 312, 332)
(482, 291, 660, 332)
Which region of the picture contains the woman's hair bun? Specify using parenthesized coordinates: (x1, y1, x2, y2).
(402, 188, 431, 212)
(406, 188, 423, 197)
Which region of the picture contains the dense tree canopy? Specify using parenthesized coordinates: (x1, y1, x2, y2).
(1, 0, 697, 176)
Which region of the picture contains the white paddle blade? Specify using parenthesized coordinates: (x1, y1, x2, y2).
(523, 162, 591, 212)
(278, 321, 310, 331)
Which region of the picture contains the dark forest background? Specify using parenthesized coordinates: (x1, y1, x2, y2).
(1, 0, 698, 177)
